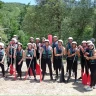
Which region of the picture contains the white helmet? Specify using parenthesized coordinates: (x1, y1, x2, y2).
(11, 38, 17, 43)
(68, 37, 73, 40)
(45, 39, 50, 43)
(0, 42, 4, 48)
(88, 43, 94, 46)
(58, 39, 63, 44)
(72, 41, 77, 44)
(36, 38, 40, 40)
(27, 43, 32, 46)
(53, 36, 58, 38)
(87, 40, 92, 44)
(82, 41, 87, 44)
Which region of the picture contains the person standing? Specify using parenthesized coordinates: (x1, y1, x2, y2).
(26, 43, 37, 81)
(14, 43, 24, 79)
(54, 40, 64, 80)
(67, 41, 80, 82)
(40, 39, 53, 80)
(85, 43, 96, 91)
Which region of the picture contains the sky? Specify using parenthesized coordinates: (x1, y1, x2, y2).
(1, 0, 36, 5)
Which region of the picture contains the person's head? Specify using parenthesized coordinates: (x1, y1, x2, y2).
(13, 35, 18, 40)
(72, 41, 77, 48)
(45, 39, 50, 46)
(68, 37, 73, 43)
(17, 43, 22, 50)
(42, 37, 46, 43)
(58, 40, 63, 46)
(82, 41, 87, 47)
(88, 43, 94, 50)
(0, 43, 4, 49)
(30, 37, 34, 43)
(53, 36, 58, 42)
(36, 38, 40, 43)
(11, 38, 17, 44)
(87, 40, 92, 46)
(27, 43, 32, 49)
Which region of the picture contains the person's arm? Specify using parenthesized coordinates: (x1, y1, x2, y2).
(67, 49, 76, 57)
(54, 47, 63, 56)
(34, 49, 36, 57)
(76, 49, 80, 57)
(85, 50, 96, 60)
(40, 47, 43, 59)
(1, 51, 5, 64)
(51, 47, 53, 63)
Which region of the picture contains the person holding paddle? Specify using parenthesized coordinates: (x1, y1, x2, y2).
(84, 43, 96, 91)
(14, 43, 24, 79)
(26, 43, 37, 81)
(0, 42, 6, 77)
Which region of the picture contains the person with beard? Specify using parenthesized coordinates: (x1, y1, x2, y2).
(84, 43, 96, 91)
(67, 41, 80, 82)
(65, 37, 73, 77)
(52, 36, 58, 72)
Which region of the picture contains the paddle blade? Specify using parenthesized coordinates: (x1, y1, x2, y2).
(36, 64, 42, 82)
(48, 35, 52, 45)
(82, 73, 87, 85)
(30, 68, 33, 76)
(9, 64, 14, 75)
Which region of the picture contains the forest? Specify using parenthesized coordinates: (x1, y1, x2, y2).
(0, 0, 96, 48)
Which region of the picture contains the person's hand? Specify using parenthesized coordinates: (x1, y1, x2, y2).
(84, 56, 89, 60)
(9, 55, 12, 58)
(84, 52, 89, 56)
(18, 62, 21, 65)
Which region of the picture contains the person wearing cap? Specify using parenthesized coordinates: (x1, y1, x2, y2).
(54, 39, 65, 81)
(78, 41, 88, 80)
(67, 41, 80, 82)
(52, 36, 58, 71)
(36, 38, 41, 60)
(65, 37, 73, 77)
(0, 43, 6, 77)
(26, 43, 37, 81)
(84, 43, 96, 91)
(14, 43, 24, 79)
(40, 39, 53, 80)
(30, 37, 37, 70)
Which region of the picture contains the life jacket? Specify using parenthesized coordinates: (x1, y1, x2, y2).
(9, 46, 14, 56)
(36, 43, 41, 53)
(42, 46, 52, 59)
(66, 42, 72, 52)
(0, 49, 4, 60)
(16, 49, 23, 60)
(52, 41, 58, 49)
(55, 46, 62, 59)
(89, 49, 96, 65)
(26, 49, 34, 57)
(68, 48, 78, 61)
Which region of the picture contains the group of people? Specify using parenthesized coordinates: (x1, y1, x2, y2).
(0, 35, 96, 91)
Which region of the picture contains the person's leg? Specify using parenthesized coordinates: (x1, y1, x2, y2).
(31, 60, 36, 80)
(0, 63, 5, 77)
(67, 59, 72, 82)
(41, 59, 46, 80)
(47, 59, 53, 80)
(73, 61, 78, 81)
(26, 59, 30, 76)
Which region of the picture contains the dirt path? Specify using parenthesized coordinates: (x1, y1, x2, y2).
(0, 61, 95, 96)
